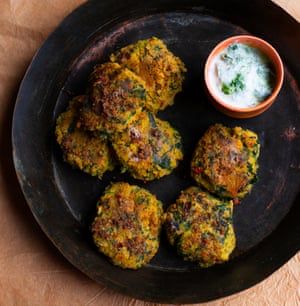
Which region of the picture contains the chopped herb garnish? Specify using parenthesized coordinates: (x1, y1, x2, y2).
(136, 196, 145, 205)
(175, 141, 182, 150)
(154, 154, 171, 169)
(247, 163, 254, 174)
(148, 112, 157, 128)
(154, 45, 162, 52)
(131, 85, 146, 99)
(222, 73, 245, 95)
(221, 53, 233, 63)
(228, 44, 238, 51)
(250, 175, 258, 184)
(67, 119, 77, 134)
(222, 83, 233, 95)
(159, 155, 171, 169)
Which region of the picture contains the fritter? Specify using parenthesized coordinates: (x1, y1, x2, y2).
(111, 111, 183, 181)
(110, 37, 186, 112)
(92, 182, 163, 269)
(55, 96, 114, 178)
(164, 186, 236, 267)
(80, 62, 150, 134)
(191, 124, 260, 199)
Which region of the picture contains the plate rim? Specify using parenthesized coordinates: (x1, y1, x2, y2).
(11, 0, 300, 303)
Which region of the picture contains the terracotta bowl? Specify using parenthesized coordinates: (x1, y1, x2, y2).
(204, 35, 284, 118)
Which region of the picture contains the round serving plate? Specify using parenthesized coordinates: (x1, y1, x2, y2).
(12, 0, 300, 303)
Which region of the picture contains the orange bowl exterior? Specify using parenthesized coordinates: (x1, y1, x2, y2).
(204, 35, 284, 118)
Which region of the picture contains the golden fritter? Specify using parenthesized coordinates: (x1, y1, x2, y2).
(111, 111, 183, 181)
(55, 96, 114, 178)
(80, 62, 150, 134)
(191, 124, 260, 199)
(164, 186, 236, 267)
(92, 182, 163, 269)
(110, 37, 186, 112)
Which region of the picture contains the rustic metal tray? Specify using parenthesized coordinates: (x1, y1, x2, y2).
(12, 0, 300, 303)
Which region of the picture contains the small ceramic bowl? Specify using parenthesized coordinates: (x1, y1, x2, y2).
(204, 35, 284, 118)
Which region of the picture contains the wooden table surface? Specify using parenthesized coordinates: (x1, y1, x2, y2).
(0, 1, 299, 305)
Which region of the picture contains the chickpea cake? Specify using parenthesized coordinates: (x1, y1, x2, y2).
(92, 182, 163, 269)
(80, 62, 150, 134)
(110, 37, 186, 112)
(191, 124, 260, 199)
(111, 111, 183, 181)
(164, 186, 236, 267)
(55, 95, 114, 178)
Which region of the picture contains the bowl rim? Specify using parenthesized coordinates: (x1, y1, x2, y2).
(204, 35, 284, 113)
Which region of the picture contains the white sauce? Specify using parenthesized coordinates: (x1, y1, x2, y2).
(209, 43, 274, 108)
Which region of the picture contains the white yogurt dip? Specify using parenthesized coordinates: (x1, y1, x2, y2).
(209, 43, 275, 108)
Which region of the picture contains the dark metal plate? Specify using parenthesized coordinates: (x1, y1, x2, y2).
(12, 0, 300, 303)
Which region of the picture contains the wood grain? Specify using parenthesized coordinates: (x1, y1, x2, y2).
(0, 1, 298, 305)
